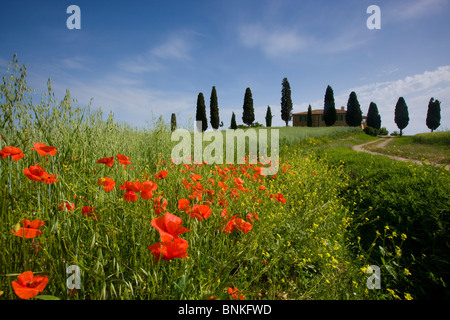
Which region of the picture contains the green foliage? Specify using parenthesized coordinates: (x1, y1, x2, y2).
(281, 78, 293, 126)
(324, 86, 336, 126)
(378, 127, 388, 136)
(209, 86, 220, 130)
(412, 131, 450, 146)
(265, 106, 273, 127)
(195, 92, 208, 132)
(230, 112, 237, 129)
(170, 113, 177, 132)
(366, 102, 381, 130)
(426, 98, 441, 132)
(307, 105, 313, 127)
(242, 88, 254, 127)
(364, 126, 379, 137)
(394, 97, 409, 136)
(324, 147, 450, 300)
(345, 91, 362, 127)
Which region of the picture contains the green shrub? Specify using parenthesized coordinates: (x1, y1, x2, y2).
(364, 126, 379, 136)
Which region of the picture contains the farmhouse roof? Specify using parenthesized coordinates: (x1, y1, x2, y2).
(293, 107, 347, 115)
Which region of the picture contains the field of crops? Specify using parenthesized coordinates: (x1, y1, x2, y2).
(1, 63, 449, 301)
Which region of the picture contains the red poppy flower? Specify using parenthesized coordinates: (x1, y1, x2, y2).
(178, 198, 190, 212)
(97, 177, 115, 192)
(32, 143, 57, 156)
(181, 178, 192, 190)
(259, 185, 266, 191)
(221, 208, 229, 218)
(227, 287, 245, 300)
(120, 180, 156, 200)
(139, 180, 157, 199)
(23, 164, 58, 184)
(148, 237, 189, 262)
(58, 202, 75, 211)
(189, 204, 212, 221)
(218, 181, 228, 191)
(151, 212, 190, 242)
(81, 206, 100, 219)
(275, 193, 287, 203)
(246, 212, 259, 222)
(190, 174, 202, 182)
(223, 215, 252, 234)
(233, 177, 244, 185)
(155, 170, 168, 179)
(11, 271, 49, 299)
(0, 146, 24, 161)
(97, 156, 114, 167)
(11, 219, 45, 238)
(153, 196, 168, 215)
(123, 191, 138, 202)
(117, 154, 131, 167)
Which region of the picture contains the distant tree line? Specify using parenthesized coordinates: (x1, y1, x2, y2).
(192, 79, 442, 135)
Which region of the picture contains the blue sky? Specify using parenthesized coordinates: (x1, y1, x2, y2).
(1, 0, 449, 134)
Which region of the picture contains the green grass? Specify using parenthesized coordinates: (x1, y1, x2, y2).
(366, 132, 450, 166)
(322, 146, 450, 300)
(412, 131, 450, 146)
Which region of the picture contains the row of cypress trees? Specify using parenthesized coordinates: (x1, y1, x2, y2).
(322, 85, 441, 136)
(177, 80, 441, 135)
(192, 86, 256, 132)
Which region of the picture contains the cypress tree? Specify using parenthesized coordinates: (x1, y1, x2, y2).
(366, 102, 381, 129)
(394, 97, 409, 137)
(345, 91, 363, 127)
(323, 85, 337, 126)
(281, 77, 293, 126)
(170, 113, 177, 132)
(210, 86, 220, 130)
(426, 97, 441, 132)
(307, 104, 313, 127)
(230, 112, 237, 129)
(195, 92, 208, 132)
(265, 106, 273, 127)
(242, 87, 255, 127)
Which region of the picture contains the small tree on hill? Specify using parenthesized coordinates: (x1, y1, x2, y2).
(345, 91, 362, 127)
(281, 78, 293, 126)
(230, 112, 237, 129)
(242, 87, 255, 127)
(265, 106, 273, 127)
(366, 102, 381, 130)
(170, 113, 177, 132)
(426, 97, 441, 132)
(307, 104, 313, 127)
(324, 85, 337, 126)
(210, 86, 220, 130)
(196, 92, 208, 132)
(394, 96, 409, 137)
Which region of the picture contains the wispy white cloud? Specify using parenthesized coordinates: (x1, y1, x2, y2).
(150, 37, 192, 61)
(118, 30, 194, 74)
(388, 0, 448, 20)
(238, 24, 313, 58)
(60, 57, 88, 70)
(237, 23, 369, 58)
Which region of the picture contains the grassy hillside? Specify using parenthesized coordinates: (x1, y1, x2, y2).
(365, 131, 450, 166)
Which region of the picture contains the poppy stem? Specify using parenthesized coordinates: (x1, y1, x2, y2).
(8, 157, 12, 195)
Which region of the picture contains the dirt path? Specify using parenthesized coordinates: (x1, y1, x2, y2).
(352, 136, 450, 170)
